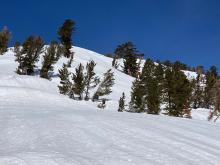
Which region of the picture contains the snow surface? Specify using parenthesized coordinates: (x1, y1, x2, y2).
(0, 47, 220, 165)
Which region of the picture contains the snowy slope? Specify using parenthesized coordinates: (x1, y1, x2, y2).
(0, 47, 220, 165)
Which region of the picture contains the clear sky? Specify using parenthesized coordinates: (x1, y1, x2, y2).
(1, 0, 220, 69)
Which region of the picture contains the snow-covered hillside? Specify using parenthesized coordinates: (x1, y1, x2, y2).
(0, 47, 220, 165)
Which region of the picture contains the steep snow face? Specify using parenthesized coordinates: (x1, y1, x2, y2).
(0, 47, 220, 165)
(0, 47, 134, 110)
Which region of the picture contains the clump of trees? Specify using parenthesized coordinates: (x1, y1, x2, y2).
(13, 18, 76, 78)
(0, 26, 11, 54)
(129, 59, 163, 115)
(128, 58, 192, 117)
(58, 61, 115, 106)
(127, 57, 220, 120)
(163, 67, 192, 117)
(7, 18, 220, 118)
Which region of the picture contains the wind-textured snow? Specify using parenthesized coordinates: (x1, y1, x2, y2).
(0, 47, 220, 165)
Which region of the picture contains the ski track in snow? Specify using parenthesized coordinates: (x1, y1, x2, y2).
(0, 47, 219, 165)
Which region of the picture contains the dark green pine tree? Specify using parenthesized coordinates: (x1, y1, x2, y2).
(93, 69, 115, 101)
(123, 42, 139, 77)
(40, 41, 63, 79)
(208, 80, 220, 122)
(164, 68, 192, 117)
(0, 26, 11, 54)
(118, 92, 125, 112)
(15, 36, 44, 75)
(58, 19, 75, 58)
(58, 64, 71, 95)
(84, 60, 99, 100)
(115, 42, 141, 77)
(72, 63, 85, 100)
(141, 59, 161, 114)
(129, 78, 145, 113)
(203, 66, 218, 108)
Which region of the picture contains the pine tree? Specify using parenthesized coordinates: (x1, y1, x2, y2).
(118, 92, 125, 112)
(58, 64, 71, 95)
(15, 36, 44, 75)
(0, 26, 11, 54)
(58, 19, 75, 58)
(40, 41, 63, 79)
(141, 59, 161, 114)
(164, 68, 192, 117)
(84, 60, 99, 100)
(123, 42, 139, 77)
(203, 66, 218, 108)
(93, 69, 115, 101)
(115, 42, 142, 77)
(208, 80, 220, 122)
(72, 63, 85, 100)
(129, 79, 145, 113)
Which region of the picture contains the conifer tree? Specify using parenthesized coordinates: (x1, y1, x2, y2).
(164, 68, 192, 117)
(58, 19, 75, 58)
(0, 26, 11, 54)
(15, 36, 44, 75)
(118, 92, 125, 112)
(115, 42, 142, 77)
(141, 59, 161, 114)
(208, 80, 220, 122)
(84, 60, 99, 100)
(93, 69, 115, 101)
(40, 41, 63, 79)
(129, 79, 145, 113)
(203, 66, 218, 108)
(58, 64, 71, 95)
(72, 63, 85, 100)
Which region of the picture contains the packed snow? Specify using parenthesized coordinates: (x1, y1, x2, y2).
(0, 47, 220, 165)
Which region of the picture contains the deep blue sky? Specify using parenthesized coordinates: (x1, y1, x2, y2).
(1, 0, 220, 69)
